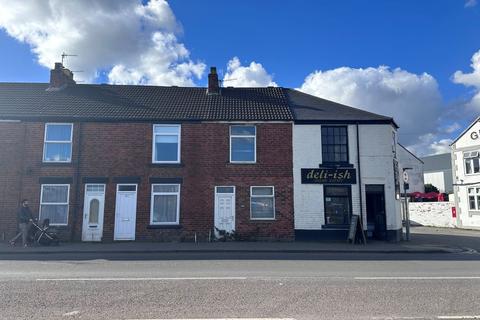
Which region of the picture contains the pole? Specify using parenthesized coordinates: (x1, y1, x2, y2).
(404, 183, 410, 241)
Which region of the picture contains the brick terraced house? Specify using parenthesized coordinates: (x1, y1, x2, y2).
(0, 63, 401, 242)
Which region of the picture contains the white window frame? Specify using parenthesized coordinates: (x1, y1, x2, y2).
(152, 124, 181, 164)
(250, 186, 275, 220)
(468, 187, 480, 211)
(39, 184, 70, 226)
(150, 184, 181, 225)
(464, 151, 480, 175)
(230, 125, 257, 163)
(42, 123, 73, 163)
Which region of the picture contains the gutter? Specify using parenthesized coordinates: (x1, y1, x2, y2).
(356, 123, 364, 232)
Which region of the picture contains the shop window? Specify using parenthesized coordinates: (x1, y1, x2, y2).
(39, 184, 70, 225)
(150, 184, 180, 224)
(324, 185, 351, 225)
(468, 187, 480, 211)
(43, 123, 73, 162)
(464, 151, 480, 175)
(152, 125, 181, 163)
(230, 125, 256, 163)
(321, 126, 348, 164)
(250, 186, 275, 219)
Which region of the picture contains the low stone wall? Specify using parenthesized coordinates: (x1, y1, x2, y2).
(408, 201, 456, 228)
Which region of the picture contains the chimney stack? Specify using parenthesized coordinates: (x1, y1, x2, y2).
(49, 62, 76, 90)
(207, 67, 220, 95)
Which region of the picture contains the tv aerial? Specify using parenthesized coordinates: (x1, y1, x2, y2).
(61, 52, 78, 65)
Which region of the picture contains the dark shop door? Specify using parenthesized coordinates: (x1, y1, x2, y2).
(366, 184, 387, 240)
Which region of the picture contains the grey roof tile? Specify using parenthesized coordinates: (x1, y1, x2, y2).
(0, 83, 395, 126)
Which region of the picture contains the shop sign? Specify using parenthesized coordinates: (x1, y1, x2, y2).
(301, 168, 357, 184)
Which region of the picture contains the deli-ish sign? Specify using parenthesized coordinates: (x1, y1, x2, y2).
(301, 168, 357, 184)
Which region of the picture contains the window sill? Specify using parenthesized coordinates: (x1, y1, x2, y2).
(41, 162, 73, 167)
(250, 218, 276, 222)
(320, 163, 354, 168)
(149, 163, 184, 168)
(228, 162, 257, 165)
(147, 224, 182, 229)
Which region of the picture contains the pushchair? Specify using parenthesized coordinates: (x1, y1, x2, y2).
(30, 218, 60, 246)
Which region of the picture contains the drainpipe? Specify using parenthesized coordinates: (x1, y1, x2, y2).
(356, 123, 364, 237)
(70, 122, 83, 241)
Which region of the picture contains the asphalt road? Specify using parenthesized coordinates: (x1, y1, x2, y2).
(1, 251, 480, 320)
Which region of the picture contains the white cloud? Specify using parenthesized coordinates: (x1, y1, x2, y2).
(465, 0, 477, 7)
(222, 57, 277, 87)
(299, 66, 444, 154)
(443, 122, 461, 134)
(453, 50, 480, 110)
(408, 134, 452, 156)
(0, 0, 205, 85)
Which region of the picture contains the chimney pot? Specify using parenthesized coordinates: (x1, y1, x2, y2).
(207, 66, 219, 95)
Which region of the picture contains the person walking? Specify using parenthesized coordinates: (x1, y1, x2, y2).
(9, 199, 34, 247)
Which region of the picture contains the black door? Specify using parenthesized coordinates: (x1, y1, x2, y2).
(366, 185, 387, 240)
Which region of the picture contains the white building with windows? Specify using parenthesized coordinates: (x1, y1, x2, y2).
(452, 117, 480, 229)
(290, 90, 403, 241)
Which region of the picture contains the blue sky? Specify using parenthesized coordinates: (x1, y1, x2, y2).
(0, 0, 479, 155)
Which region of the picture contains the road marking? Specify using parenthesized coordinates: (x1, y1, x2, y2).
(62, 310, 80, 317)
(355, 276, 480, 280)
(127, 319, 296, 320)
(437, 316, 480, 319)
(36, 276, 248, 281)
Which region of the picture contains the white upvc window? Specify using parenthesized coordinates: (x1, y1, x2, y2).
(468, 187, 480, 211)
(152, 124, 181, 163)
(250, 186, 275, 220)
(43, 123, 73, 163)
(150, 184, 180, 225)
(230, 125, 256, 163)
(464, 151, 480, 175)
(39, 184, 70, 226)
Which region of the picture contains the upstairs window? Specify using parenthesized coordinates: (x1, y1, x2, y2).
(464, 151, 480, 175)
(321, 126, 348, 164)
(230, 125, 256, 163)
(43, 123, 73, 163)
(153, 125, 181, 163)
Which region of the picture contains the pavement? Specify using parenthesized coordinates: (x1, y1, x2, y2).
(0, 226, 478, 255)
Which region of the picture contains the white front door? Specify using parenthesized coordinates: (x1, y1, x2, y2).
(114, 184, 137, 241)
(82, 184, 105, 242)
(214, 186, 235, 235)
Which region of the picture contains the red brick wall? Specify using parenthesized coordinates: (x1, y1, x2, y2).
(1, 121, 294, 242)
(0, 122, 25, 240)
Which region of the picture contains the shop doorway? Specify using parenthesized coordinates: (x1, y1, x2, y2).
(366, 184, 387, 240)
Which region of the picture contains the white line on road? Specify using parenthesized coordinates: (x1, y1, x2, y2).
(127, 319, 296, 320)
(437, 316, 480, 319)
(355, 276, 480, 280)
(36, 276, 248, 281)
